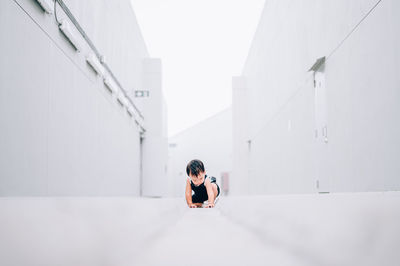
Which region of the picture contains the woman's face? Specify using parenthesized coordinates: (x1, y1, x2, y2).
(190, 172, 205, 186)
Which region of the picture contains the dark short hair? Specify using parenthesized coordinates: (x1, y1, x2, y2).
(186, 159, 205, 177)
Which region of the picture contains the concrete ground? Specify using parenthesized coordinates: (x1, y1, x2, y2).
(0, 192, 399, 266)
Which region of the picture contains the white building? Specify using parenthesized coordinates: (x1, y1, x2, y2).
(232, 0, 400, 195)
(167, 108, 232, 197)
(0, 0, 167, 196)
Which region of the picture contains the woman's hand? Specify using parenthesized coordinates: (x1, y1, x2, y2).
(205, 203, 215, 208)
(188, 203, 197, 208)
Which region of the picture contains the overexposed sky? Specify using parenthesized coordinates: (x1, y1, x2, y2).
(130, 0, 265, 137)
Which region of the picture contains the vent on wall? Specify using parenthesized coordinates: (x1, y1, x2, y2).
(117, 98, 124, 107)
(103, 77, 117, 94)
(86, 53, 104, 76)
(122, 97, 128, 107)
(127, 106, 134, 117)
(117, 93, 128, 108)
(36, 0, 53, 14)
(59, 19, 80, 52)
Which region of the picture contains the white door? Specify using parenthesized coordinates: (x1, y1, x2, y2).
(314, 68, 330, 193)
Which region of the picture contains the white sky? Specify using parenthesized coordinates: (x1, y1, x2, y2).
(130, 0, 265, 137)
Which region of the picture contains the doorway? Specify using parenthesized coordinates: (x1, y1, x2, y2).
(314, 64, 330, 193)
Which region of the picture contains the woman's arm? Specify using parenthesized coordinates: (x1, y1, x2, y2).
(185, 178, 196, 208)
(204, 178, 215, 208)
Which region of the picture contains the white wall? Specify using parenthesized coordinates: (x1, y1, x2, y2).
(63, 0, 149, 106)
(0, 0, 166, 196)
(233, 0, 400, 194)
(140, 58, 168, 197)
(168, 108, 232, 197)
(232, 77, 250, 195)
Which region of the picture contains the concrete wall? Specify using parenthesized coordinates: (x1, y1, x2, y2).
(232, 0, 400, 194)
(232, 77, 250, 195)
(0, 0, 166, 195)
(63, 0, 149, 107)
(168, 108, 232, 197)
(140, 58, 168, 197)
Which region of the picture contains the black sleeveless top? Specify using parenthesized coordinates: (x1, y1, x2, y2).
(190, 175, 209, 196)
(190, 175, 219, 203)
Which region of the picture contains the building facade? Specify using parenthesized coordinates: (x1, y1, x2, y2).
(0, 0, 167, 196)
(232, 0, 400, 195)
